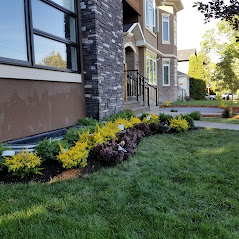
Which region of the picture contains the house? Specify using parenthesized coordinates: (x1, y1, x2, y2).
(177, 48, 197, 75)
(177, 71, 190, 100)
(123, 0, 184, 105)
(0, 0, 183, 143)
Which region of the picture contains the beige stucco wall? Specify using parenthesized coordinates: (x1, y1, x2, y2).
(0, 79, 86, 142)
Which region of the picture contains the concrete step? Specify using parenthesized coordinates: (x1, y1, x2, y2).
(123, 100, 141, 110)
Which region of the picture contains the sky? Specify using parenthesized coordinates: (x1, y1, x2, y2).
(177, 0, 218, 54)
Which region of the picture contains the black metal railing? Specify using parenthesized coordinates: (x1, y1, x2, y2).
(125, 70, 158, 106)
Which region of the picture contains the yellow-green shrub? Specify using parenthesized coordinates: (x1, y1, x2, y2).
(143, 114, 159, 124)
(4, 150, 42, 177)
(165, 101, 171, 107)
(170, 116, 189, 132)
(57, 142, 89, 169)
(129, 116, 141, 125)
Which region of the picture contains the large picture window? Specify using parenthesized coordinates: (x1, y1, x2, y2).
(162, 15, 170, 43)
(145, 0, 155, 32)
(146, 51, 157, 85)
(0, 0, 79, 72)
(0, 0, 28, 61)
(163, 59, 170, 86)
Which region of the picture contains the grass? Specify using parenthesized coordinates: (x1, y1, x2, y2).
(1, 129, 239, 238)
(172, 99, 239, 107)
(201, 117, 239, 125)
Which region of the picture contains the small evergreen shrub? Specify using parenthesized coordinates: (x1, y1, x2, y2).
(78, 117, 99, 126)
(142, 114, 159, 124)
(139, 112, 148, 121)
(222, 107, 232, 118)
(189, 111, 201, 120)
(220, 100, 227, 108)
(36, 138, 69, 161)
(179, 114, 194, 128)
(159, 113, 173, 123)
(106, 110, 135, 122)
(57, 142, 89, 169)
(4, 150, 42, 178)
(170, 116, 189, 133)
(164, 101, 171, 107)
(64, 128, 81, 147)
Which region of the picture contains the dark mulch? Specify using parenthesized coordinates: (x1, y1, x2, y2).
(0, 156, 116, 184)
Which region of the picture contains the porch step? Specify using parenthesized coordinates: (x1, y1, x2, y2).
(123, 101, 150, 115)
(123, 100, 141, 110)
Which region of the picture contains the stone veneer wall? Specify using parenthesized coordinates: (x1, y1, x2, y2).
(158, 58, 178, 103)
(80, 0, 124, 120)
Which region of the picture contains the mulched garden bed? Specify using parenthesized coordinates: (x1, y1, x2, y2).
(0, 122, 200, 185)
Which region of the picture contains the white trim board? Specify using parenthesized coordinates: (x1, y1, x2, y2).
(0, 64, 82, 83)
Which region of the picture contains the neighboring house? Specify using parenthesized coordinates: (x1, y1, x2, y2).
(123, 0, 184, 103)
(0, 0, 183, 142)
(177, 48, 197, 75)
(177, 71, 190, 100)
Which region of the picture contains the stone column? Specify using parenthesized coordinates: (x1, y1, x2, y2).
(80, 0, 124, 120)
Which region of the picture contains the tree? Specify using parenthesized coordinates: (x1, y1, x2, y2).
(40, 50, 66, 69)
(188, 52, 205, 80)
(200, 20, 239, 94)
(193, 0, 239, 41)
(212, 44, 239, 99)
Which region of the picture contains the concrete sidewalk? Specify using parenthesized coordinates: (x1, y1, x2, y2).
(194, 121, 239, 131)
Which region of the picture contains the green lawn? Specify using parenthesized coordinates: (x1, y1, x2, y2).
(201, 117, 239, 125)
(172, 99, 239, 107)
(1, 129, 239, 239)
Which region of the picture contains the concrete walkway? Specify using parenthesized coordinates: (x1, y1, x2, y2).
(194, 121, 239, 131)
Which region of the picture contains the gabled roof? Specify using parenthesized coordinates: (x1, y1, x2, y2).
(123, 23, 146, 43)
(177, 71, 191, 78)
(177, 49, 197, 62)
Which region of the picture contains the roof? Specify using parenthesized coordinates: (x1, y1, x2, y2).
(177, 71, 191, 78)
(177, 49, 197, 62)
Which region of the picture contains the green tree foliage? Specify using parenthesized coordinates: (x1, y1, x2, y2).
(40, 50, 66, 69)
(188, 52, 205, 80)
(193, 0, 239, 41)
(201, 20, 239, 94)
(212, 44, 239, 98)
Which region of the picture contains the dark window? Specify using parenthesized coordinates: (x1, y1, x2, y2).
(0, 0, 28, 61)
(0, 0, 79, 72)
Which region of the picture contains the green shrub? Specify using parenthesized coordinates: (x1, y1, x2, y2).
(159, 113, 173, 122)
(180, 114, 194, 128)
(0, 144, 9, 172)
(4, 150, 42, 178)
(36, 138, 69, 161)
(78, 117, 99, 126)
(222, 107, 232, 118)
(189, 78, 206, 100)
(170, 116, 189, 133)
(139, 112, 148, 121)
(189, 111, 201, 120)
(64, 128, 81, 147)
(106, 110, 135, 122)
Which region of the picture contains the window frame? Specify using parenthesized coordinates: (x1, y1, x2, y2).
(0, 0, 80, 74)
(145, 0, 156, 33)
(162, 14, 170, 44)
(146, 51, 157, 85)
(174, 59, 177, 86)
(162, 58, 170, 86)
